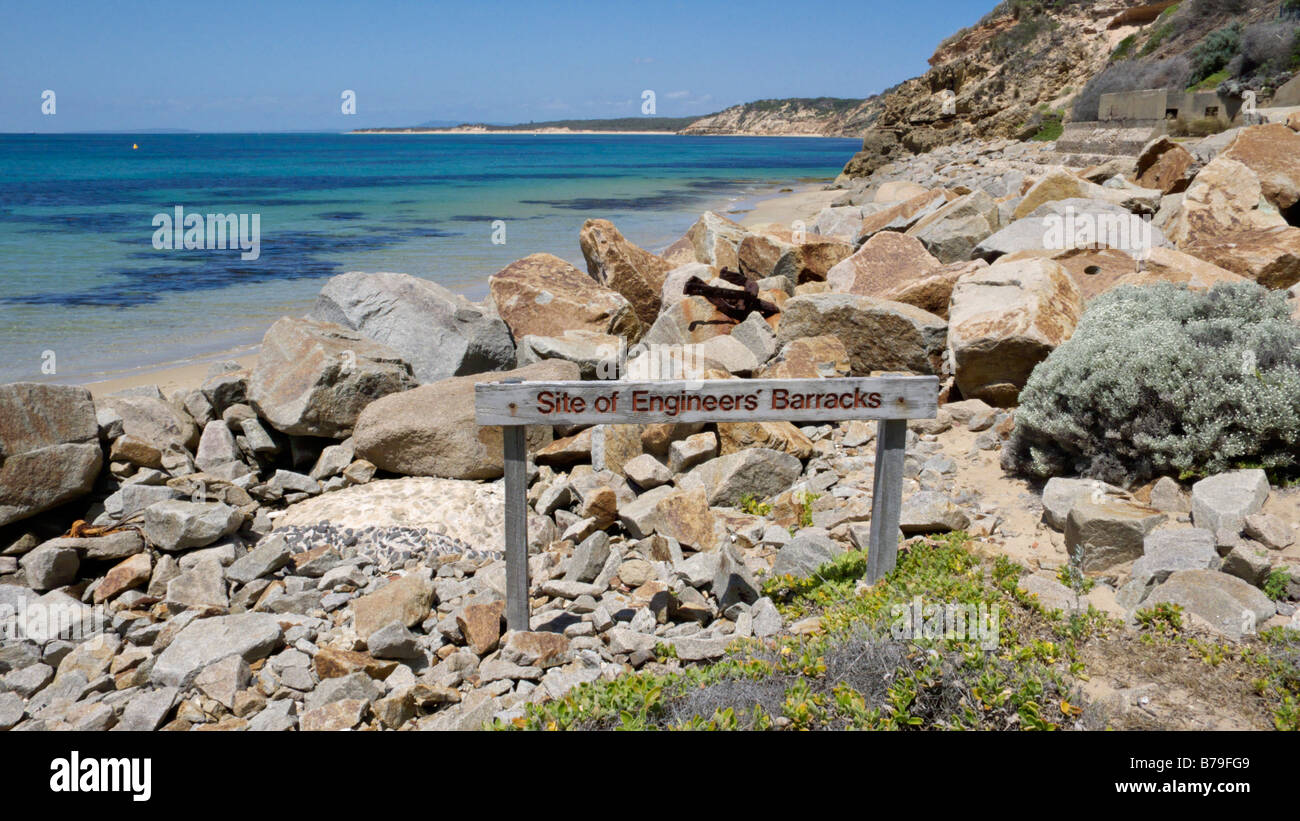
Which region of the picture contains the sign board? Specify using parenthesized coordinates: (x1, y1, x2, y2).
(474, 376, 939, 631)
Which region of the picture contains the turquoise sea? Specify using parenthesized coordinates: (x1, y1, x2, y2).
(0, 133, 858, 384)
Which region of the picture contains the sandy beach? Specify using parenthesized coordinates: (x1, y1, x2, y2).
(83, 349, 259, 399)
(735, 186, 841, 228)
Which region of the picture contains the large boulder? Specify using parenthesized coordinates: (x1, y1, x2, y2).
(1190, 469, 1270, 536)
(1144, 569, 1274, 641)
(946, 257, 1082, 406)
(248, 317, 415, 438)
(775, 294, 947, 376)
(275, 477, 537, 556)
(0, 384, 102, 527)
(489, 253, 642, 343)
(515, 330, 621, 379)
(737, 227, 853, 284)
(1013, 167, 1159, 220)
(905, 190, 1001, 263)
(1220, 123, 1300, 214)
(678, 448, 802, 507)
(1165, 154, 1300, 289)
(1133, 137, 1197, 195)
(826, 231, 941, 296)
(879, 260, 985, 321)
(755, 335, 852, 379)
(685, 211, 748, 271)
(1064, 498, 1166, 572)
(1176, 227, 1300, 291)
(579, 219, 672, 327)
(310, 271, 515, 383)
(717, 421, 813, 459)
(811, 205, 870, 241)
(1110, 246, 1247, 292)
(1166, 157, 1287, 246)
(641, 295, 738, 346)
(143, 500, 243, 551)
(151, 612, 283, 687)
(98, 388, 200, 467)
(976, 199, 1170, 265)
(352, 360, 577, 480)
(856, 190, 953, 243)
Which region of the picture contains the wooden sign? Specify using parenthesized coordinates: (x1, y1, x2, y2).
(475, 376, 939, 426)
(474, 376, 939, 631)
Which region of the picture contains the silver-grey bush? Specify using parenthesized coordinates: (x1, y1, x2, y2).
(1004, 283, 1300, 485)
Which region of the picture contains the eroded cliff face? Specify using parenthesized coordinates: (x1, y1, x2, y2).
(679, 98, 883, 137)
(841, 1, 1149, 177)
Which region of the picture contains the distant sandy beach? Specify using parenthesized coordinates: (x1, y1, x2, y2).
(350, 129, 838, 138)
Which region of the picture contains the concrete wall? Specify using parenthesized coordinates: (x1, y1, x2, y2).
(1098, 88, 1239, 125)
(1099, 89, 1167, 121)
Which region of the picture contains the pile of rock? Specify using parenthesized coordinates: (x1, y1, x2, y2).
(1014, 470, 1298, 641)
(2, 119, 1298, 731)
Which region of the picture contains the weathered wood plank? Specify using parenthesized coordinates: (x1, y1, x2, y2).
(475, 376, 938, 426)
(866, 418, 907, 584)
(502, 425, 530, 632)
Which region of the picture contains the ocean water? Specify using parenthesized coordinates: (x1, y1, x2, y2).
(0, 133, 858, 385)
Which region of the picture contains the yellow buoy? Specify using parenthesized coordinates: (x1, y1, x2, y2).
(132, 143, 138, 150)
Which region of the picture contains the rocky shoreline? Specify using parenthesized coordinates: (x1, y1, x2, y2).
(1, 119, 1299, 732)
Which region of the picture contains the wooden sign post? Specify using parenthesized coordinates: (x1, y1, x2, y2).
(475, 375, 939, 632)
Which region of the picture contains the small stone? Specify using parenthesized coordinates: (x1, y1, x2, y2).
(899, 491, 970, 534)
(225, 534, 292, 584)
(1148, 477, 1190, 513)
(367, 621, 424, 660)
(165, 555, 229, 610)
(4, 662, 53, 698)
(456, 601, 505, 656)
(772, 531, 842, 578)
(617, 558, 655, 588)
(564, 532, 611, 583)
(750, 597, 783, 638)
(19, 543, 78, 591)
(0, 691, 24, 731)
(299, 698, 368, 731)
(112, 686, 180, 731)
(500, 631, 571, 669)
(194, 656, 250, 709)
(350, 570, 433, 639)
(94, 552, 152, 603)
(623, 454, 672, 490)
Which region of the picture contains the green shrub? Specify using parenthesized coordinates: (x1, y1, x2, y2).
(1004, 283, 1300, 485)
(1189, 21, 1244, 85)
(1239, 21, 1300, 76)
(1169, 114, 1230, 136)
(1111, 34, 1137, 62)
(1140, 21, 1177, 57)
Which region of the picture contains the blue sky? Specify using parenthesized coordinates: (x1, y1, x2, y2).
(1, 0, 996, 132)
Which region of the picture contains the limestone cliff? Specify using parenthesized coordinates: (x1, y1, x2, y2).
(841, 0, 1297, 178)
(678, 97, 883, 137)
